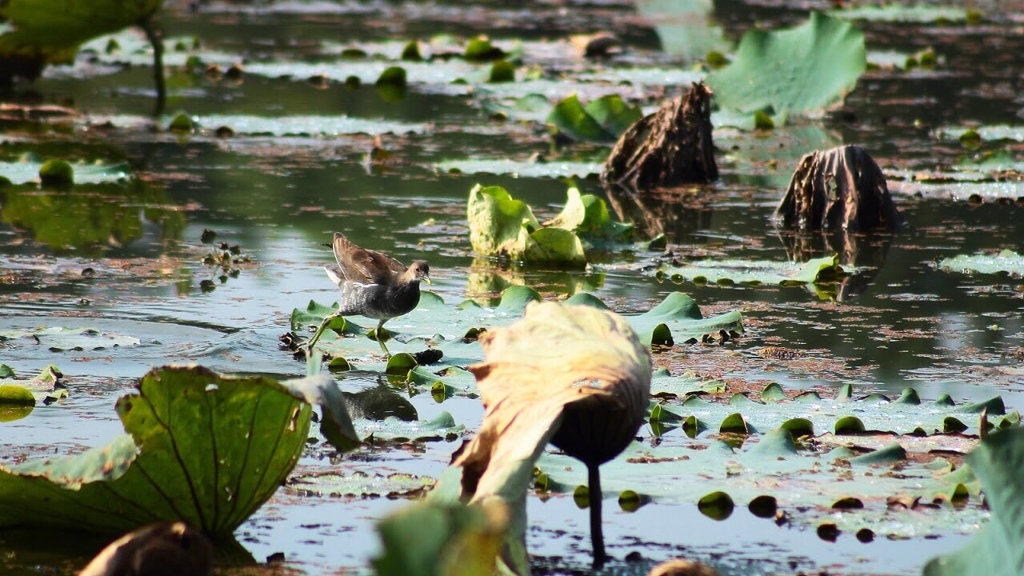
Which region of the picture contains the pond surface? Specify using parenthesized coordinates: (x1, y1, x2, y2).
(1, 1, 1023, 575)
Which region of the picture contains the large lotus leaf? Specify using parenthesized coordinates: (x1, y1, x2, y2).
(0, 366, 357, 537)
(654, 254, 845, 287)
(707, 12, 866, 118)
(600, 292, 744, 347)
(467, 184, 587, 266)
(924, 427, 1024, 576)
(537, 426, 985, 538)
(937, 250, 1024, 276)
(466, 184, 541, 261)
(0, 0, 163, 79)
(293, 287, 744, 370)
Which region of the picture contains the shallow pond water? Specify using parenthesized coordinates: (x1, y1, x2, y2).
(2, 1, 1023, 575)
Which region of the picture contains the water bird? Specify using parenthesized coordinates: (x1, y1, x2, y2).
(306, 233, 429, 358)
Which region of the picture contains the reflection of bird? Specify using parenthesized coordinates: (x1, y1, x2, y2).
(452, 303, 651, 570)
(306, 233, 429, 358)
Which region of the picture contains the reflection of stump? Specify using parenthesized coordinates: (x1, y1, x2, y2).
(774, 145, 903, 232)
(601, 82, 717, 190)
(605, 184, 714, 241)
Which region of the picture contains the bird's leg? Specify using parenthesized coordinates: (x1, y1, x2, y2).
(306, 311, 340, 355)
(375, 319, 391, 358)
(588, 462, 606, 568)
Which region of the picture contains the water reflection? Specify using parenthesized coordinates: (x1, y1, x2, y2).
(466, 257, 604, 300)
(0, 179, 186, 257)
(776, 228, 896, 301)
(604, 183, 714, 242)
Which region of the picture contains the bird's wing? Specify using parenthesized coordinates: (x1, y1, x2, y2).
(331, 232, 405, 284)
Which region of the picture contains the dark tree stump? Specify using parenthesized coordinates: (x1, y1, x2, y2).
(600, 82, 717, 191)
(774, 145, 903, 232)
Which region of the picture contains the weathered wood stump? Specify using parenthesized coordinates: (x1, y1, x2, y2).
(601, 82, 717, 191)
(774, 145, 903, 232)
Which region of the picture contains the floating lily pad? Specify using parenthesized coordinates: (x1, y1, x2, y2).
(653, 255, 846, 287)
(830, 4, 967, 23)
(293, 287, 743, 369)
(287, 470, 434, 498)
(435, 158, 602, 179)
(658, 384, 1002, 436)
(0, 326, 141, 351)
(175, 114, 429, 137)
(0, 160, 132, 185)
(357, 411, 464, 443)
(937, 250, 1024, 276)
(707, 12, 865, 121)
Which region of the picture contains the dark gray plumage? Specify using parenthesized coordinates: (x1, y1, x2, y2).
(307, 232, 429, 357)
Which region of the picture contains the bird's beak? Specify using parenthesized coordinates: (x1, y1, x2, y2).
(424, 275, 432, 286)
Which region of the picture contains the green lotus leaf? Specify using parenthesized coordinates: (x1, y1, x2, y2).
(0, 366, 357, 537)
(467, 184, 540, 261)
(0, 385, 35, 406)
(582, 94, 643, 139)
(925, 427, 1024, 576)
(707, 13, 865, 120)
(545, 186, 633, 245)
(546, 94, 642, 143)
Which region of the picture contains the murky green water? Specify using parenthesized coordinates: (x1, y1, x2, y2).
(2, 1, 1023, 574)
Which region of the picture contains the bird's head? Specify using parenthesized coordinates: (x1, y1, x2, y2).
(407, 260, 431, 285)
